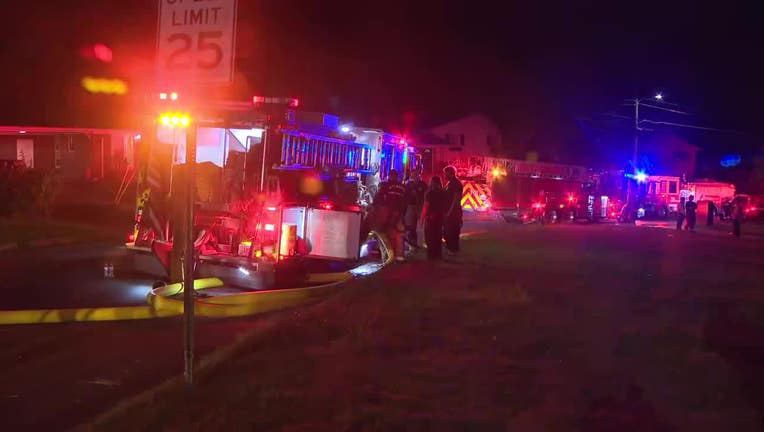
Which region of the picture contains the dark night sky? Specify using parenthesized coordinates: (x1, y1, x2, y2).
(1, 0, 762, 168)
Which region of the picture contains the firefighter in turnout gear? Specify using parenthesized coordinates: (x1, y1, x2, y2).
(404, 170, 427, 249)
(373, 169, 407, 260)
(442, 165, 463, 255)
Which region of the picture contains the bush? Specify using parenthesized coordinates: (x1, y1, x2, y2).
(0, 165, 60, 217)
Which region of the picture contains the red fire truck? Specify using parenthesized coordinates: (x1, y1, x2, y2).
(423, 154, 593, 221)
(127, 96, 415, 289)
(489, 159, 592, 222)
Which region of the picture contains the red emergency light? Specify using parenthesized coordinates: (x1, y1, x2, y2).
(319, 202, 334, 210)
(252, 96, 300, 107)
(93, 43, 113, 62)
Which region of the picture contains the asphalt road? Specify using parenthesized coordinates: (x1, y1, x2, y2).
(1, 220, 763, 430)
(0, 244, 280, 429)
(0, 244, 154, 310)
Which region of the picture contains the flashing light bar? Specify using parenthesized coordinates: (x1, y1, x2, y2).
(159, 91, 179, 101)
(158, 112, 191, 128)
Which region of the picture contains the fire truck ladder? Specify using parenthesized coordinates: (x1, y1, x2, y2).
(279, 131, 374, 172)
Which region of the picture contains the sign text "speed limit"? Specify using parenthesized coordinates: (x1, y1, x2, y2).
(157, 0, 238, 85)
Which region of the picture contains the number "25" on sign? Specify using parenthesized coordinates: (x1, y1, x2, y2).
(165, 31, 223, 70)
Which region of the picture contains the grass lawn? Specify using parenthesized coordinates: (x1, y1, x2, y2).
(0, 217, 121, 246)
(91, 222, 764, 431)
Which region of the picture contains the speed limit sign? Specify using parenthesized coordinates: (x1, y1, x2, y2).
(156, 0, 237, 85)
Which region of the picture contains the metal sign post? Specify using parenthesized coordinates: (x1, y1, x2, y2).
(156, 0, 236, 385)
(156, 0, 238, 387)
(183, 124, 197, 386)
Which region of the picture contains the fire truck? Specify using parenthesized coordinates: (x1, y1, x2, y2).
(637, 174, 683, 216)
(684, 180, 735, 207)
(637, 175, 733, 215)
(488, 159, 594, 222)
(126, 96, 415, 289)
(422, 153, 595, 221)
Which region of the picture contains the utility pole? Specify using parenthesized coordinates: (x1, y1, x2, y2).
(628, 98, 640, 204)
(633, 98, 639, 178)
(626, 92, 666, 203)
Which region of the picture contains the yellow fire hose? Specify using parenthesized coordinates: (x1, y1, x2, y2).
(0, 232, 392, 325)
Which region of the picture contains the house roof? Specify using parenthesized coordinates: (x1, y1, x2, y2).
(0, 125, 137, 136)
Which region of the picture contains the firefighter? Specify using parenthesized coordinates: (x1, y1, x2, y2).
(721, 199, 732, 220)
(442, 165, 463, 255)
(374, 169, 407, 261)
(707, 200, 718, 226)
(676, 197, 686, 231)
(404, 170, 427, 249)
(421, 176, 446, 260)
(685, 195, 698, 230)
(732, 196, 745, 237)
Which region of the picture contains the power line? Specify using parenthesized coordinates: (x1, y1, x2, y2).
(639, 119, 743, 134)
(637, 102, 691, 115)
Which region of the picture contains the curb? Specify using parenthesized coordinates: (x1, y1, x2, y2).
(0, 238, 76, 253)
(635, 221, 764, 240)
(0, 243, 18, 252)
(28, 238, 76, 248)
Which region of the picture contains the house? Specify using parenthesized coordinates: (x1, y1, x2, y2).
(0, 126, 139, 181)
(637, 133, 700, 179)
(414, 114, 503, 176)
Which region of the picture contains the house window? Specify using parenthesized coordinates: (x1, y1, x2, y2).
(67, 136, 75, 152)
(669, 181, 677, 194)
(54, 141, 62, 169)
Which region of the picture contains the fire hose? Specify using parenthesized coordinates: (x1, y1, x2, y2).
(0, 232, 392, 325)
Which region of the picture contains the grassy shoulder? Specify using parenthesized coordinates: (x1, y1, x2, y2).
(90, 223, 764, 431)
(0, 217, 122, 246)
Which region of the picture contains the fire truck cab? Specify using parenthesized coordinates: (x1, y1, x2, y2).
(640, 175, 683, 215)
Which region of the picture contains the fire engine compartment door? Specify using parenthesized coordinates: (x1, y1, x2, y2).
(305, 209, 361, 260)
(282, 206, 308, 242)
